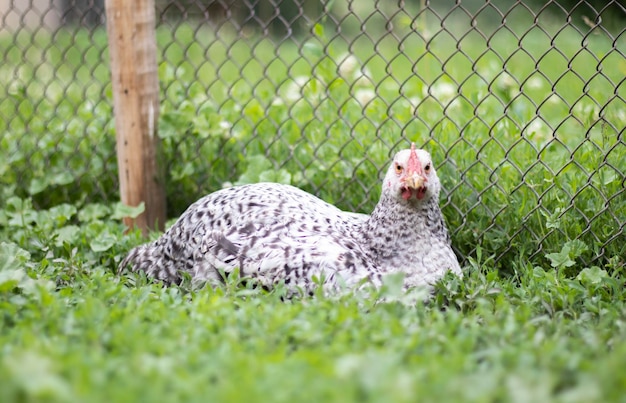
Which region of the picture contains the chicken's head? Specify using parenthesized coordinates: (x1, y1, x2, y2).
(383, 144, 441, 202)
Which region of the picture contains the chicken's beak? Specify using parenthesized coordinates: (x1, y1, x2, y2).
(404, 171, 425, 189)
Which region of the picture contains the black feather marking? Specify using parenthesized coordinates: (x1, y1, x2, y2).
(215, 234, 238, 256)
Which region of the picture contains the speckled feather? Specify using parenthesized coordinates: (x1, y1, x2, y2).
(120, 146, 462, 294)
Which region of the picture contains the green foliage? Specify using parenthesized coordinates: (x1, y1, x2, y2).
(0, 237, 625, 402)
(545, 240, 589, 272)
(0, 28, 115, 211)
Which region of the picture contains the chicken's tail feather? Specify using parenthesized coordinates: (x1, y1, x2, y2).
(118, 244, 154, 275)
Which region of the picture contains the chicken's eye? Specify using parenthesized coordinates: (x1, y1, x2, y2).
(395, 164, 403, 174)
(424, 163, 431, 173)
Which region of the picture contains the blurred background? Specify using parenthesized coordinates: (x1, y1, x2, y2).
(2, 1, 624, 33)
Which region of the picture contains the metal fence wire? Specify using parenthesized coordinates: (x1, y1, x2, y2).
(1, 0, 624, 269)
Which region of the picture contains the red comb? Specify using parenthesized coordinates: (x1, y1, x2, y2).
(407, 143, 422, 174)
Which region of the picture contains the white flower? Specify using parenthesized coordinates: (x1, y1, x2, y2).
(285, 76, 309, 101)
(427, 82, 456, 104)
(354, 70, 373, 88)
(445, 98, 462, 111)
(527, 119, 546, 133)
(354, 89, 376, 106)
(546, 94, 563, 105)
(498, 72, 516, 88)
(573, 102, 600, 121)
(338, 54, 359, 78)
(408, 97, 421, 107)
(525, 118, 551, 146)
(527, 77, 544, 89)
(496, 72, 520, 97)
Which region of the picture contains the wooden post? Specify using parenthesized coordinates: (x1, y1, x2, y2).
(105, 0, 166, 233)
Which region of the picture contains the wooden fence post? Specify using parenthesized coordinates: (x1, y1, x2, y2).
(105, 0, 166, 233)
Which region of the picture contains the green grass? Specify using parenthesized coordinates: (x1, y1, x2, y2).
(1, 234, 625, 402)
(0, 12, 625, 402)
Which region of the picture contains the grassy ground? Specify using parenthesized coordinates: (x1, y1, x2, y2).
(0, 13, 625, 403)
(1, 236, 625, 402)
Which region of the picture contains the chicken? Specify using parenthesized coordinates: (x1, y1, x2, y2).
(119, 144, 462, 294)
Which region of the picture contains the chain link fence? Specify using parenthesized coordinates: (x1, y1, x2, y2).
(1, 0, 624, 269)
